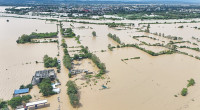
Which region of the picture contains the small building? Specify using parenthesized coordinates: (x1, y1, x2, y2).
(25, 100, 47, 109)
(14, 88, 29, 95)
(31, 69, 56, 85)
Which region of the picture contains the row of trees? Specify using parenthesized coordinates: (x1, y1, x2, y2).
(80, 46, 106, 75)
(66, 81, 79, 108)
(179, 46, 200, 52)
(122, 44, 174, 56)
(16, 32, 58, 44)
(107, 33, 122, 44)
(61, 40, 73, 77)
(43, 55, 58, 68)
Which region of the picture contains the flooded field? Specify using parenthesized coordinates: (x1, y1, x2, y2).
(1, 12, 200, 110)
(0, 17, 57, 100)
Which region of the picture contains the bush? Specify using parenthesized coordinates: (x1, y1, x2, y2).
(187, 78, 195, 87)
(0, 99, 7, 109)
(16, 32, 58, 44)
(181, 88, 188, 96)
(92, 31, 96, 37)
(20, 84, 33, 90)
(8, 97, 22, 108)
(20, 85, 25, 89)
(8, 95, 32, 108)
(26, 84, 33, 89)
(21, 95, 32, 103)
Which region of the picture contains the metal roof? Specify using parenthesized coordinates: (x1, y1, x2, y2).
(14, 88, 29, 95)
(26, 100, 47, 107)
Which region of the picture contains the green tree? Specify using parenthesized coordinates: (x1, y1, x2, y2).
(39, 78, 54, 96)
(0, 99, 7, 109)
(66, 81, 79, 107)
(8, 97, 22, 108)
(181, 88, 188, 96)
(187, 78, 195, 87)
(92, 31, 96, 37)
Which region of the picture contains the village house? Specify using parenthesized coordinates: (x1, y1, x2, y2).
(31, 69, 56, 85)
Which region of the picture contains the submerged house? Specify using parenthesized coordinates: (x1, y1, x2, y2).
(31, 69, 56, 85)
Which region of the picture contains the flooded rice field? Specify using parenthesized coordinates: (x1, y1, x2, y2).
(1, 13, 200, 110)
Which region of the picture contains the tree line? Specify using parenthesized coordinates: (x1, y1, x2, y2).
(66, 81, 79, 108)
(16, 32, 58, 44)
(107, 33, 122, 44)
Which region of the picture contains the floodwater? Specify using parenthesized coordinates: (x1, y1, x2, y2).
(62, 22, 200, 110)
(0, 17, 57, 100)
(1, 10, 200, 110)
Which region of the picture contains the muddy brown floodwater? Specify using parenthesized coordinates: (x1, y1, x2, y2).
(1, 14, 200, 110)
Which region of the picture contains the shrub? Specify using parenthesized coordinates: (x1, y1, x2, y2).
(20, 84, 33, 90)
(0, 99, 7, 109)
(21, 95, 32, 103)
(8, 97, 22, 108)
(8, 95, 32, 108)
(181, 88, 188, 96)
(26, 84, 33, 89)
(187, 78, 195, 87)
(92, 31, 96, 37)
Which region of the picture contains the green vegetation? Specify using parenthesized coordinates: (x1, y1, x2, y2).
(20, 83, 33, 90)
(61, 39, 68, 48)
(187, 78, 195, 87)
(122, 57, 140, 61)
(75, 35, 81, 44)
(179, 46, 200, 52)
(107, 33, 122, 44)
(92, 31, 96, 37)
(106, 22, 125, 28)
(38, 78, 55, 96)
(80, 46, 106, 75)
(61, 27, 76, 38)
(181, 88, 188, 96)
(178, 25, 184, 28)
(0, 99, 8, 109)
(66, 81, 79, 108)
(63, 48, 72, 70)
(123, 44, 174, 56)
(117, 11, 200, 20)
(145, 24, 150, 33)
(108, 44, 113, 51)
(43, 55, 58, 68)
(57, 64, 61, 73)
(16, 32, 58, 44)
(8, 95, 32, 108)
